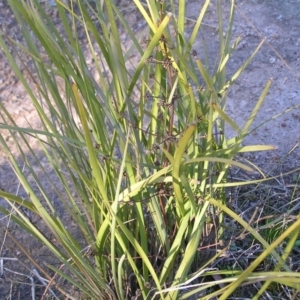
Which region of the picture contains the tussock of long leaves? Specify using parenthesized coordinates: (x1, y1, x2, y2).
(0, 0, 299, 299)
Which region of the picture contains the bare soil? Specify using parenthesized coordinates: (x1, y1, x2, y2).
(0, 0, 300, 299)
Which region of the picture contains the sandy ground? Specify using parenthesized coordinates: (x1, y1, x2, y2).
(187, 0, 300, 170)
(0, 0, 300, 298)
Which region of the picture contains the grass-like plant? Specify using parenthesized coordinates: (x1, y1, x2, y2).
(0, 0, 299, 299)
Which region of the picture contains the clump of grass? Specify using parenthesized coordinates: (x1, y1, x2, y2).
(0, 0, 299, 299)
